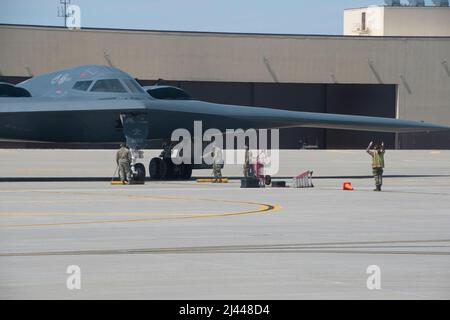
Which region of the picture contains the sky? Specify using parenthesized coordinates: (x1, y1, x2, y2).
(0, 0, 388, 35)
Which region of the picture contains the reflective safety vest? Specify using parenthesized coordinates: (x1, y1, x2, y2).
(371, 151, 385, 168)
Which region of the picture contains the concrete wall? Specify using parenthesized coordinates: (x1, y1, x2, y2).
(384, 6, 450, 37)
(0, 24, 449, 148)
(344, 7, 385, 36)
(344, 6, 450, 37)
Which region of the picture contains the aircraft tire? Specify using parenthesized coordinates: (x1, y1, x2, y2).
(133, 163, 146, 181)
(181, 164, 192, 180)
(159, 158, 174, 180)
(149, 157, 161, 180)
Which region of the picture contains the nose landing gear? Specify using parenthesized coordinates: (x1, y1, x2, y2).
(132, 162, 146, 182)
(120, 114, 193, 182)
(120, 113, 149, 184)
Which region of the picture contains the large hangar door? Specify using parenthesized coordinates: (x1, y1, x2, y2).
(178, 82, 327, 149)
(253, 84, 326, 149)
(178, 81, 254, 106)
(142, 80, 397, 150)
(325, 84, 397, 149)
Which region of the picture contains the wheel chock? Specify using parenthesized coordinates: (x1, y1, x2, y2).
(111, 180, 145, 185)
(111, 179, 128, 185)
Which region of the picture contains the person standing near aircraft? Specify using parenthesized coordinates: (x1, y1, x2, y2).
(366, 141, 385, 191)
(243, 144, 253, 177)
(212, 145, 223, 182)
(116, 143, 132, 184)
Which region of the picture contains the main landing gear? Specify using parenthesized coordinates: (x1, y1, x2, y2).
(149, 158, 192, 180)
(149, 143, 192, 180)
(124, 148, 192, 182)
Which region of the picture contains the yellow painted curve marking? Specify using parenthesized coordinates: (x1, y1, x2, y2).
(0, 190, 281, 228)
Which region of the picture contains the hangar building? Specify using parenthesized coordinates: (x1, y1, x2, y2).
(344, 4, 450, 36)
(0, 8, 449, 149)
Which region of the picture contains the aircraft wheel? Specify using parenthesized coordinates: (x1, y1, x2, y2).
(181, 164, 192, 180)
(149, 157, 161, 179)
(133, 163, 146, 181)
(171, 164, 182, 180)
(159, 158, 174, 179)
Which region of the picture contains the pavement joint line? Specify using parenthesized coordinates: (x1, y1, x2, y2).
(1, 185, 449, 196)
(2, 240, 450, 257)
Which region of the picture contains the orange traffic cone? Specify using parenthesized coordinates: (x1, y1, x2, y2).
(343, 181, 353, 190)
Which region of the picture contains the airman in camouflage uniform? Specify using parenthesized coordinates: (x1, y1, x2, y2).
(366, 141, 385, 191)
(116, 143, 131, 184)
(212, 145, 223, 182)
(243, 145, 253, 177)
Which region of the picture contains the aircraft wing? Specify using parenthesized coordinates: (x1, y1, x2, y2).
(150, 100, 449, 133)
(243, 108, 449, 133)
(0, 97, 148, 113)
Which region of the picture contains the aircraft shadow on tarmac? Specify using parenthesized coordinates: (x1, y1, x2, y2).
(0, 174, 449, 182)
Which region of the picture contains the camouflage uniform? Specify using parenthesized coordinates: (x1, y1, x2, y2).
(212, 146, 223, 181)
(367, 143, 385, 191)
(116, 145, 131, 183)
(243, 148, 253, 177)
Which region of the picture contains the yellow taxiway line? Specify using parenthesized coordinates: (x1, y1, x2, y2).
(0, 190, 281, 228)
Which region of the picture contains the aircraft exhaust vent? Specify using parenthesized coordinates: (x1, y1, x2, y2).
(432, 0, 449, 6)
(384, 0, 401, 6)
(407, 0, 425, 6)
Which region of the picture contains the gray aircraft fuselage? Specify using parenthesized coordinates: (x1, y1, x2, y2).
(0, 64, 448, 145)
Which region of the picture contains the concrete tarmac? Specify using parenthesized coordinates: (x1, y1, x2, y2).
(0, 149, 449, 299)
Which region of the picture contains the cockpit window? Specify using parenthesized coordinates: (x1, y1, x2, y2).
(90, 79, 127, 93)
(72, 80, 93, 91)
(148, 87, 191, 100)
(122, 78, 145, 94)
